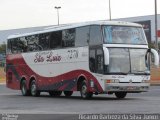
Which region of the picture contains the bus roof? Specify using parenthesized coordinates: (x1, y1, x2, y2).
(7, 20, 142, 39)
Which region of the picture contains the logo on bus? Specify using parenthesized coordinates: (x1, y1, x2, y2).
(34, 51, 61, 63)
(67, 50, 78, 59)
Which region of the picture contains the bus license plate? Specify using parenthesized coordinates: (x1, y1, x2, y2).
(127, 86, 136, 90)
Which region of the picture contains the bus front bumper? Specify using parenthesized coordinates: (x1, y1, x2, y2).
(105, 83, 150, 93)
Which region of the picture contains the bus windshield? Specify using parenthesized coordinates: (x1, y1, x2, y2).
(103, 26, 147, 44)
(106, 48, 150, 75)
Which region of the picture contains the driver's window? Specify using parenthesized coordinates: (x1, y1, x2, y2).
(89, 48, 104, 74)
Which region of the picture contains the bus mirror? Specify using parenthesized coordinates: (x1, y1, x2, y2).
(150, 48, 159, 67)
(103, 47, 109, 65)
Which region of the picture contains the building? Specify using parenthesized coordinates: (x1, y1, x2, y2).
(0, 14, 160, 44)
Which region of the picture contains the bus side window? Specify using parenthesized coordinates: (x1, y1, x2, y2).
(89, 48, 104, 74)
(96, 49, 104, 74)
(26, 35, 40, 52)
(50, 31, 62, 49)
(89, 49, 96, 72)
(89, 25, 102, 46)
(11, 38, 25, 53)
(7, 39, 12, 54)
(19, 37, 27, 52)
(39, 33, 50, 50)
(75, 26, 89, 47)
(10, 38, 17, 53)
(62, 29, 75, 47)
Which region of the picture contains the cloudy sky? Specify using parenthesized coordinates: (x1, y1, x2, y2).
(0, 0, 159, 30)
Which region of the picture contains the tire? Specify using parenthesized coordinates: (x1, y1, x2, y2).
(49, 91, 62, 97)
(115, 92, 127, 99)
(30, 80, 40, 97)
(80, 81, 93, 99)
(21, 80, 30, 96)
(64, 91, 73, 97)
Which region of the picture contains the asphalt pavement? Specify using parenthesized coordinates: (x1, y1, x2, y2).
(0, 85, 160, 120)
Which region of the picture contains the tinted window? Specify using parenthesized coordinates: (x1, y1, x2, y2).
(19, 37, 28, 52)
(75, 26, 89, 47)
(26, 35, 42, 52)
(89, 48, 104, 74)
(50, 31, 62, 49)
(7, 39, 12, 54)
(10, 38, 17, 53)
(10, 33, 51, 53)
(39, 33, 50, 50)
(96, 49, 104, 73)
(89, 26, 102, 46)
(11, 38, 27, 53)
(62, 29, 75, 47)
(89, 49, 96, 72)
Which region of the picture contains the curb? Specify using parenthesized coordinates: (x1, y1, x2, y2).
(150, 80, 160, 86)
(0, 80, 6, 85)
(151, 84, 160, 86)
(150, 83, 160, 86)
(0, 83, 5, 85)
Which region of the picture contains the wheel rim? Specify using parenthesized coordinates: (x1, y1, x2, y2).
(81, 85, 87, 98)
(22, 84, 26, 95)
(31, 84, 36, 96)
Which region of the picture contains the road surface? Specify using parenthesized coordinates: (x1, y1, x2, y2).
(0, 85, 160, 120)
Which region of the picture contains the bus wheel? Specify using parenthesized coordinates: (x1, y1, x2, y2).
(21, 80, 30, 96)
(30, 80, 40, 97)
(64, 91, 73, 97)
(49, 91, 62, 97)
(80, 81, 93, 99)
(115, 92, 127, 99)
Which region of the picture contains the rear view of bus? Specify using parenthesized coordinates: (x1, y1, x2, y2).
(6, 21, 159, 99)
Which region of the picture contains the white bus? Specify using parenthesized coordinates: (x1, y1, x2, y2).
(6, 21, 159, 99)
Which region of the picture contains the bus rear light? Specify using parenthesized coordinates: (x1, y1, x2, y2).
(106, 79, 119, 83)
(106, 80, 111, 83)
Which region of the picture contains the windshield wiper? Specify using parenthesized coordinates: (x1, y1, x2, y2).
(110, 72, 129, 75)
(133, 71, 150, 75)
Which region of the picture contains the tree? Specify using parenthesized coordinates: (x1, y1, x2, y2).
(148, 43, 156, 49)
(0, 42, 6, 54)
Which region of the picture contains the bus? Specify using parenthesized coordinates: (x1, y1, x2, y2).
(6, 21, 159, 99)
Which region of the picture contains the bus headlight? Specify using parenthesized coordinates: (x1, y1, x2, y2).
(114, 79, 120, 83)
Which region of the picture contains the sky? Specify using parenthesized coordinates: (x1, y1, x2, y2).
(0, 0, 159, 30)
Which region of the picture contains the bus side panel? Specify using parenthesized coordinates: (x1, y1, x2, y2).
(36, 70, 103, 93)
(22, 47, 103, 92)
(6, 47, 104, 93)
(6, 54, 24, 90)
(6, 54, 35, 90)
(6, 67, 20, 90)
